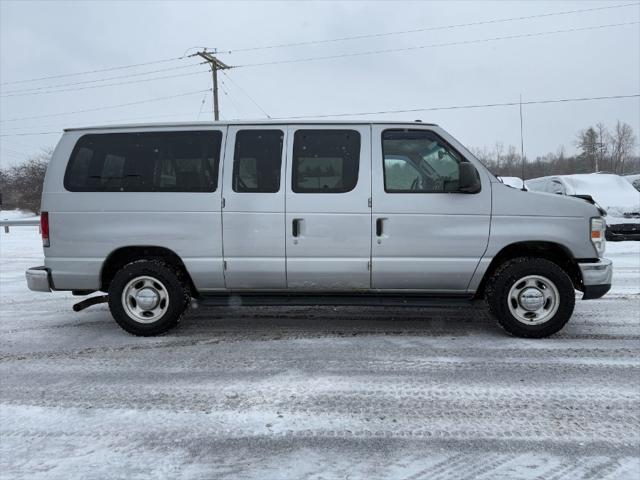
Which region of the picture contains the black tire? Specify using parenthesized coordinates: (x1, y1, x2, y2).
(485, 257, 575, 338)
(108, 259, 190, 336)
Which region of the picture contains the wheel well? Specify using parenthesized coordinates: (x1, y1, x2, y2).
(100, 246, 197, 295)
(475, 241, 582, 298)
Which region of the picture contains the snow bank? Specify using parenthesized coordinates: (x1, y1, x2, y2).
(0, 209, 38, 221)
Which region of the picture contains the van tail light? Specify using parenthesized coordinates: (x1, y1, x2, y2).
(41, 212, 50, 247)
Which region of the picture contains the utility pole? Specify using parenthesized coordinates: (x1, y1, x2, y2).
(196, 49, 232, 121)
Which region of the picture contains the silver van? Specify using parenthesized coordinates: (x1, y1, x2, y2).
(26, 121, 612, 338)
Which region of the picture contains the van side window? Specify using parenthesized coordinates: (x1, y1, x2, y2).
(382, 130, 463, 193)
(232, 130, 283, 193)
(66, 147, 92, 188)
(100, 154, 125, 188)
(64, 131, 222, 192)
(292, 129, 360, 193)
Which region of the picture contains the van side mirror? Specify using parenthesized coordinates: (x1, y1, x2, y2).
(458, 162, 481, 193)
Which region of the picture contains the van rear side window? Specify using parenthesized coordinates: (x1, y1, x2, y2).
(232, 130, 283, 193)
(64, 131, 222, 192)
(292, 129, 360, 193)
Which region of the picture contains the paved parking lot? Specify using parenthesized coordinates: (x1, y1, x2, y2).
(1, 227, 639, 479)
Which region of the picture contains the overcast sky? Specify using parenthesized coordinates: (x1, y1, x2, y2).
(1, 0, 639, 166)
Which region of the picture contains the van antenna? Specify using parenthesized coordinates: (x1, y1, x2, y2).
(519, 94, 526, 191)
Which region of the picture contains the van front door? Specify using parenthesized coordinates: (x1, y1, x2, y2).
(221, 126, 287, 289)
(370, 126, 491, 292)
(285, 125, 371, 289)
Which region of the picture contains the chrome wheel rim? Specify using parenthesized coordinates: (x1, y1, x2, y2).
(507, 275, 559, 325)
(121, 276, 169, 323)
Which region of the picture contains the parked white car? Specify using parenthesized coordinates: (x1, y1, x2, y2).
(26, 121, 611, 338)
(498, 176, 526, 190)
(526, 173, 640, 241)
(625, 173, 640, 192)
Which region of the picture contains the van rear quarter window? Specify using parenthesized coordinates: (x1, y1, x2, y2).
(64, 131, 222, 192)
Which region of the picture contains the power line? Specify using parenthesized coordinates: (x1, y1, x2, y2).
(0, 131, 61, 137)
(0, 69, 211, 98)
(0, 111, 198, 136)
(236, 21, 640, 68)
(1, 63, 205, 96)
(0, 110, 206, 132)
(221, 2, 640, 54)
(0, 146, 29, 158)
(1, 2, 633, 88)
(0, 56, 190, 86)
(219, 79, 244, 119)
(196, 90, 209, 121)
(272, 94, 640, 120)
(0, 137, 48, 151)
(0, 89, 209, 123)
(1, 92, 636, 136)
(221, 71, 271, 118)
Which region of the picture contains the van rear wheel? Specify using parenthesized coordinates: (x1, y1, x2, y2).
(485, 257, 575, 338)
(108, 260, 189, 336)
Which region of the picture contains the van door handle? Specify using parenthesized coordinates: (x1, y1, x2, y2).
(376, 218, 385, 237)
(292, 218, 302, 237)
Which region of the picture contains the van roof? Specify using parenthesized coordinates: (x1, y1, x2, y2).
(63, 120, 438, 132)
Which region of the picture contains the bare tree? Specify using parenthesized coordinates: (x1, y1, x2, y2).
(609, 121, 636, 174)
(442, 121, 639, 180)
(0, 149, 51, 214)
(503, 145, 520, 173)
(494, 142, 505, 169)
(576, 127, 599, 172)
(594, 122, 609, 172)
(469, 146, 492, 166)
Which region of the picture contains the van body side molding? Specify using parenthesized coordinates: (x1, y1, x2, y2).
(198, 292, 475, 307)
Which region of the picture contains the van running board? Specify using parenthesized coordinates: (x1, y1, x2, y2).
(73, 295, 109, 312)
(198, 293, 475, 308)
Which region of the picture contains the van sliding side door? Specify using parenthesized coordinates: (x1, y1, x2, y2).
(221, 126, 288, 289)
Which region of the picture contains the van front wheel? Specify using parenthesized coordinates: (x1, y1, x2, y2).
(108, 260, 189, 336)
(485, 257, 575, 338)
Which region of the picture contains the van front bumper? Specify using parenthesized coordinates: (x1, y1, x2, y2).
(579, 258, 612, 299)
(26, 266, 53, 292)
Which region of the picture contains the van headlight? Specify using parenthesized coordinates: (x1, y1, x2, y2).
(590, 217, 606, 257)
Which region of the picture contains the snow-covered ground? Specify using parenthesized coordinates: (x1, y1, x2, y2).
(1, 212, 639, 479)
